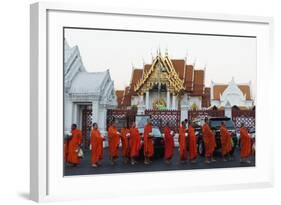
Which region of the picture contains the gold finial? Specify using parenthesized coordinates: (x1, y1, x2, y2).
(158, 46, 161, 56)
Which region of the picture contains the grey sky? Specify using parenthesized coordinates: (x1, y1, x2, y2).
(65, 28, 256, 98)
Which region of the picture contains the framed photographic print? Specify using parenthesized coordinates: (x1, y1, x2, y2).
(30, 2, 274, 202)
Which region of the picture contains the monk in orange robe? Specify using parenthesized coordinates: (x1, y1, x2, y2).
(164, 123, 174, 164)
(120, 125, 130, 164)
(240, 123, 252, 164)
(67, 124, 83, 166)
(107, 122, 120, 165)
(129, 122, 141, 165)
(188, 120, 198, 163)
(178, 121, 187, 163)
(202, 118, 216, 163)
(143, 119, 154, 165)
(220, 121, 232, 161)
(90, 123, 103, 167)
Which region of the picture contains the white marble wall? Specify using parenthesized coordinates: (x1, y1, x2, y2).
(64, 99, 73, 134)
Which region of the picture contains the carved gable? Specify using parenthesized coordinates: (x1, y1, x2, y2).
(134, 54, 184, 95)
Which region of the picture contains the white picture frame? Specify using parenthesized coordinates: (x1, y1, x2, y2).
(30, 2, 274, 202)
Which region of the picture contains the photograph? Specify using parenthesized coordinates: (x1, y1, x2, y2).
(63, 27, 256, 176)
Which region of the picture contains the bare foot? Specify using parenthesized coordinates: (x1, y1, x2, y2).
(144, 160, 149, 165)
(246, 160, 251, 164)
(205, 160, 211, 164)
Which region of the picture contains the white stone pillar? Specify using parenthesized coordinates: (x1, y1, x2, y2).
(166, 91, 170, 109)
(225, 104, 232, 118)
(98, 105, 107, 135)
(145, 91, 150, 109)
(92, 101, 99, 125)
(172, 94, 176, 109)
(72, 103, 78, 125)
(64, 100, 73, 133)
(137, 95, 145, 114)
(181, 95, 189, 122)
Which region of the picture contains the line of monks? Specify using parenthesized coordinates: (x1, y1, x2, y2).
(64, 118, 253, 168)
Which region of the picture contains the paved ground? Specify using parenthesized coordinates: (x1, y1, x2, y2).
(64, 147, 255, 176)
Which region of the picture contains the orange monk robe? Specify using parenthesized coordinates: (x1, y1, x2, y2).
(188, 125, 198, 160)
(202, 123, 216, 158)
(120, 128, 130, 157)
(178, 125, 187, 160)
(90, 128, 103, 164)
(67, 129, 83, 165)
(240, 127, 252, 158)
(129, 127, 141, 158)
(143, 124, 154, 157)
(164, 127, 174, 160)
(107, 126, 120, 158)
(220, 125, 232, 156)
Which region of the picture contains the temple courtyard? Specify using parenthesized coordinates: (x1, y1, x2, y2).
(64, 148, 255, 176)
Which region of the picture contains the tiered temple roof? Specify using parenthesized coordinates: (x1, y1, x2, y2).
(212, 84, 251, 100)
(117, 53, 210, 108)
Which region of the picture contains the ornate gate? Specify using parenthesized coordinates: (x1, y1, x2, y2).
(106, 109, 137, 130)
(81, 105, 92, 149)
(232, 109, 255, 130)
(106, 109, 180, 132)
(145, 109, 180, 132)
(188, 110, 225, 121)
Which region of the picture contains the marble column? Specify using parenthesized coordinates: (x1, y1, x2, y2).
(166, 90, 170, 109)
(72, 103, 78, 125)
(92, 101, 99, 124)
(145, 91, 150, 109)
(64, 100, 73, 132)
(224, 102, 232, 118)
(98, 105, 107, 135)
(137, 94, 145, 114)
(181, 95, 189, 122)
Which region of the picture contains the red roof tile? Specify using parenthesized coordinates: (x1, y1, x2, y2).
(184, 64, 194, 91)
(115, 90, 124, 107)
(171, 59, 185, 80)
(192, 70, 205, 95)
(238, 85, 251, 100)
(130, 69, 143, 86)
(121, 86, 131, 106)
(144, 64, 151, 74)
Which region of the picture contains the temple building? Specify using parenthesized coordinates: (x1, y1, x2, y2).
(116, 51, 210, 119)
(210, 78, 254, 109)
(64, 40, 117, 136)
